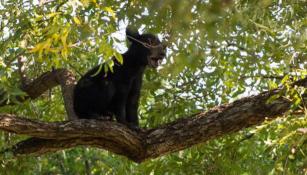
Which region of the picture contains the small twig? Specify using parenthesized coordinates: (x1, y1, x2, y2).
(239, 75, 284, 81)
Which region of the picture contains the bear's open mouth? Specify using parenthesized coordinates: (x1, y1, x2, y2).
(148, 57, 163, 68)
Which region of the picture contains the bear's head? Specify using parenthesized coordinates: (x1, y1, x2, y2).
(126, 28, 166, 68)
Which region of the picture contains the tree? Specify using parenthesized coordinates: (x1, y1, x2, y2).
(0, 0, 306, 174)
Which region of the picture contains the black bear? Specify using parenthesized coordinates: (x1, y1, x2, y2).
(73, 28, 166, 130)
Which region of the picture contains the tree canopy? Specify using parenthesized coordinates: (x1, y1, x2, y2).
(0, 0, 306, 174)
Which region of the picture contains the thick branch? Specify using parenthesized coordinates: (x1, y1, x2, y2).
(0, 69, 78, 120)
(0, 114, 143, 161)
(54, 69, 78, 120)
(12, 138, 142, 161)
(0, 77, 305, 163)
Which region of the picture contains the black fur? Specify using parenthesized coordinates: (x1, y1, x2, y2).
(73, 28, 166, 130)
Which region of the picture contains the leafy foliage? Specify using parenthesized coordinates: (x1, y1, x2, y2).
(0, 0, 306, 174)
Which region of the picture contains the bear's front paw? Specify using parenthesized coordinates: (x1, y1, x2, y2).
(127, 123, 141, 132)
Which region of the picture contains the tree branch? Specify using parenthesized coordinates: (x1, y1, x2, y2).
(0, 77, 305, 162)
(0, 68, 78, 120)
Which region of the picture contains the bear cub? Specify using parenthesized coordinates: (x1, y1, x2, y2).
(73, 28, 166, 130)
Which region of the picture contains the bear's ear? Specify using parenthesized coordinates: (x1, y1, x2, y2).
(126, 28, 140, 42)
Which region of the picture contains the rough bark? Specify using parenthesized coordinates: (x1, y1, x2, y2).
(54, 69, 78, 120)
(0, 76, 305, 162)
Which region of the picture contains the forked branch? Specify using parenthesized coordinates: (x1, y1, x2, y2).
(0, 75, 305, 162)
(0, 69, 306, 163)
(1, 68, 78, 120)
